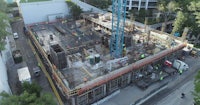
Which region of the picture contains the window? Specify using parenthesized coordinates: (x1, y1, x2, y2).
(78, 94, 88, 105)
(110, 79, 118, 90)
(95, 86, 103, 96)
(141, 2, 145, 6)
(148, 2, 157, 6)
(127, 1, 130, 5)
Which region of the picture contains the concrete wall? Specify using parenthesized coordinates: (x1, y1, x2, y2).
(0, 36, 12, 96)
(19, 0, 69, 25)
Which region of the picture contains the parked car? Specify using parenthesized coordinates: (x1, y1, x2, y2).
(33, 67, 41, 77)
(13, 32, 19, 39)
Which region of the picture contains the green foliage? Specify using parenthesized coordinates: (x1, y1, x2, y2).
(81, 0, 111, 9)
(0, 91, 56, 105)
(194, 70, 200, 105)
(66, 1, 83, 20)
(170, 0, 200, 37)
(138, 9, 146, 17)
(157, 0, 169, 12)
(188, 1, 200, 27)
(0, 0, 8, 12)
(167, 1, 178, 12)
(22, 82, 42, 97)
(0, 0, 9, 50)
(171, 11, 187, 34)
(157, 0, 177, 32)
(193, 92, 200, 105)
(7, 2, 18, 7)
(0, 82, 56, 105)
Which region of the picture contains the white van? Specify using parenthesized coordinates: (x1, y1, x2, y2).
(173, 59, 189, 71)
(13, 32, 19, 39)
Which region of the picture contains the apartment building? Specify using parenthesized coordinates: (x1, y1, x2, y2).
(126, 0, 157, 10)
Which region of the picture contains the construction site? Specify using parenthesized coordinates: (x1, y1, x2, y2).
(25, 10, 192, 105)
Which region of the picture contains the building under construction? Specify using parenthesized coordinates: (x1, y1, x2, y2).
(27, 12, 189, 105)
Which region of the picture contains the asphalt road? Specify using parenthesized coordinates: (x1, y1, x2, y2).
(8, 20, 54, 95)
(142, 56, 200, 105)
(156, 80, 194, 105)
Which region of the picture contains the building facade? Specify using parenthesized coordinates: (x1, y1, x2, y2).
(126, 0, 157, 10)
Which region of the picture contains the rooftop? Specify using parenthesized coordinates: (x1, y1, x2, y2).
(17, 67, 31, 82)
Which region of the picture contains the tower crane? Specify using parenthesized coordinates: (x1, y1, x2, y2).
(110, 0, 127, 58)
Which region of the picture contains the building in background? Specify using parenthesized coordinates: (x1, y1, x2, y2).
(126, 0, 157, 11)
(5, 0, 15, 4)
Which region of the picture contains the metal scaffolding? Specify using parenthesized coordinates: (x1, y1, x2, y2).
(110, 0, 127, 58)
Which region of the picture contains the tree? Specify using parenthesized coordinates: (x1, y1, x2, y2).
(169, 0, 200, 38)
(188, 1, 200, 27)
(157, 0, 178, 32)
(0, 0, 7, 12)
(22, 82, 42, 97)
(66, 0, 83, 20)
(193, 70, 200, 105)
(0, 0, 9, 50)
(0, 91, 56, 105)
(81, 0, 112, 9)
(171, 11, 187, 34)
(138, 9, 146, 18)
(128, 9, 138, 23)
(0, 82, 56, 105)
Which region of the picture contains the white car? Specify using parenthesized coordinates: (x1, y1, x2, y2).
(13, 32, 19, 39)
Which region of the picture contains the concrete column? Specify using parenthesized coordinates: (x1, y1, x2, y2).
(138, 0, 141, 10)
(129, 0, 132, 10)
(181, 27, 189, 42)
(144, 17, 148, 32)
(127, 73, 131, 84)
(71, 97, 76, 105)
(161, 23, 165, 32)
(145, 0, 149, 10)
(103, 84, 107, 96)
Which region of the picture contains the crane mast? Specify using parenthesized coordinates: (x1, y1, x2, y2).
(110, 0, 127, 58)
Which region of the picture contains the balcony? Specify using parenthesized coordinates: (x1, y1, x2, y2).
(148, 0, 157, 2)
(147, 6, 157, 8)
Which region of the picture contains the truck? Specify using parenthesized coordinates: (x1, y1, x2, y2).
(17, 67, 31, 84)
(12, 50, 23, 63)
(173, 59, 189, 71)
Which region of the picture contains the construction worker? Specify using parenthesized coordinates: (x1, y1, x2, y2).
(179, 69, 183, 75)
(141, 54, 145, 59)
(155, 66, 158, 70)
(38, 62, 41, 68)
(160, 76, 163, 81)
(181, 93, 185, 98)
(159, 71, 163, 75)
